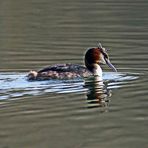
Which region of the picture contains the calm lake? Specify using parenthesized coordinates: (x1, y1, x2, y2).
(0, 0, 148, 148)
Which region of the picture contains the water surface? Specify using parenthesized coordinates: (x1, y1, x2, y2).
(0, 0, 148, 148)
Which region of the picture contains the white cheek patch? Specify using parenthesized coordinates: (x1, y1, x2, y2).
(99, 53, 106, 64)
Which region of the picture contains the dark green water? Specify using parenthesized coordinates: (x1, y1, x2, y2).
(0, 0, 148, 148)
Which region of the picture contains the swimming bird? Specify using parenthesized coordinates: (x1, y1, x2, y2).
(27, 43, 117, 81)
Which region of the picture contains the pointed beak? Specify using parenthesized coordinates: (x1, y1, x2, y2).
(105, 58, 117, 72)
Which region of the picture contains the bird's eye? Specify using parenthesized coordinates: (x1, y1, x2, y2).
(104, 52, 109, 59)
(100, 48, 109, 59)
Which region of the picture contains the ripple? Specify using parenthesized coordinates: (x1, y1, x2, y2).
(0, 72, 139, 100)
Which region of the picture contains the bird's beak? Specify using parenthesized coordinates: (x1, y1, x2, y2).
(105, 58, 117, 72)
(98, 45, 117, 72)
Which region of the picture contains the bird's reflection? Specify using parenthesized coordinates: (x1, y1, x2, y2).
(84, 76, 112, 109)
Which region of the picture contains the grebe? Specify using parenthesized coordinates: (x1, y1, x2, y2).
(27, 43, 117, 81)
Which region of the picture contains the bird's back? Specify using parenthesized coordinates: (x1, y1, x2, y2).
(27, 64, 92, 80)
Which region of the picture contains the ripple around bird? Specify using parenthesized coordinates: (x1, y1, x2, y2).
(0, 72, 139, 100)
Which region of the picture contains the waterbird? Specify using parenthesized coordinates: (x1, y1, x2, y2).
(27, 43, 117, 81)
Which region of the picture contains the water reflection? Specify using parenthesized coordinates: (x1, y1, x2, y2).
(85, 76, 111, 109)
(0, 72, 138, 103)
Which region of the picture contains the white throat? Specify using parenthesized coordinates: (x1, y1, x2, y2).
(93, 64, 103, 78)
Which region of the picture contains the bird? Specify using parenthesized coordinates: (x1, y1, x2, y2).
(27, 43, 117, 81)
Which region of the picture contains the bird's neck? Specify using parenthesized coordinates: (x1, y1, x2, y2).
(85, 60, 103, 78)
(93, 64, 103, 78)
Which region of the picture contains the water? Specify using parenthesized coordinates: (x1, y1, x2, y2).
(0, 0, 148, 148)
(0, 72, 138, 100)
